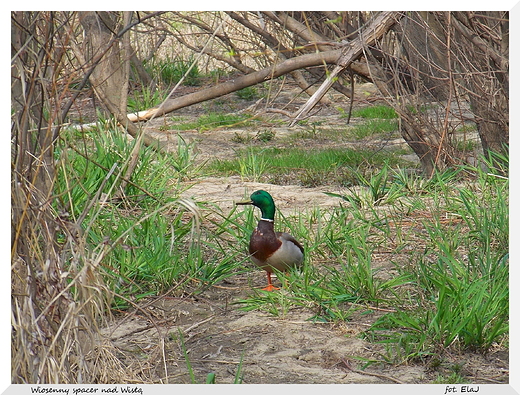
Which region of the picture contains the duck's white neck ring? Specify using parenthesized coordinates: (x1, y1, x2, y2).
(260, 218, 274, 223)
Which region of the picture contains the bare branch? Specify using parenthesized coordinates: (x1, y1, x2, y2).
(290, 11, 402, 125)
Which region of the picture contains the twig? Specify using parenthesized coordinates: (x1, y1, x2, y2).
(109, 315, 176, 341)
(349, 302, 397, 313)
(472, 376, 507, 384)
(346, 67, 354, 124)
(340, 358, 404, 384)
(160, 337, 169, 384)
(184, 315, 216, 334)
(109, 305, 212, 341)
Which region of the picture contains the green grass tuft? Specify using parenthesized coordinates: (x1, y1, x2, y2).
(56, 126, 246, 308)
(236, 86, 260, 100)
(147, 55, 201, 86)
(209, 147, 405, 186)
(351, 105, 398, 119)
(351, 119, 399, 140)
(171, 112, 257, 131)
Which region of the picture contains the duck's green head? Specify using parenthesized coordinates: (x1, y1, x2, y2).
(236, 190, 276, 220)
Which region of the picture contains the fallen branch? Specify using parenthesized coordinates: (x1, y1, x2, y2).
(127, 49, 342, 122)
(340, 358, 404, 384)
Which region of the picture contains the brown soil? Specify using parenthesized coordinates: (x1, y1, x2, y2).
(105, 271, 508, 384)
(99, 83, 508, 384)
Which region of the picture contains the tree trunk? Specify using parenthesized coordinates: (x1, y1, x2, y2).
(79, 11, 127, 114)
(452, 11, 509, 163)
(371, 11, 508, 175)
(73, 12, 165, 150)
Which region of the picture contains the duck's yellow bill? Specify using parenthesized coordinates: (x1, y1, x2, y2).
(235, 200, 253, 205)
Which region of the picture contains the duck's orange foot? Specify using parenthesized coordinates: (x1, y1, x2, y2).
(261, 272, 280, 291)
(261, 284, 280, 292)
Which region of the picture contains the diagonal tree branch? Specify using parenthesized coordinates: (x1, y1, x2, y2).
(289, 11, 402, 126)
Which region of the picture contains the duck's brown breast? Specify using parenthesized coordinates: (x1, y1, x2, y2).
(249, 222, 282, 262)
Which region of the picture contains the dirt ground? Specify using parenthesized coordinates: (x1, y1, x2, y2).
(106, 287, 508, 384)
(100, 83, 508, 384)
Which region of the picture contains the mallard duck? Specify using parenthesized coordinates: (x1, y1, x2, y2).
(236, 190, 304, 291)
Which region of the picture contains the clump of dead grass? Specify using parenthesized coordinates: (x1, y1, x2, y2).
(11, 187, 128, 383)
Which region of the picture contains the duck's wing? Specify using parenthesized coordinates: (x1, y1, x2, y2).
(277, 232, 304, 255)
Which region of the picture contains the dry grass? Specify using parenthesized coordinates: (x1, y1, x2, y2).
(12, 187, 123, 383)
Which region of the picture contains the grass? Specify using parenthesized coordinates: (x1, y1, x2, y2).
(169, 133, 206, 180)
(431, 372, 468, 384)
(351, 119, 399, 139)
(231, 154, 508, 364)
(55, 114, 508, 382)
(55, 126, 246, 308)
(351, 105, 398, 119)
(361, 167, 508, 361)
(170, 112, 258, 131)
(209, 146, 406, 186)
(127, 87, 166, 113)
(338, 104, 399, 139)
(146, 55, 201, 86)
(235, 147, 271, 182)
(325, 163, 407, 207)
(236, 86, 260, 100)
